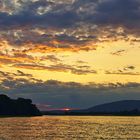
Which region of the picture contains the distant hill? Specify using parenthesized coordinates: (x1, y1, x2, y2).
(86, 100, 140, 113)
(0, 94, 42, 116)
(43, 100, 140, 116)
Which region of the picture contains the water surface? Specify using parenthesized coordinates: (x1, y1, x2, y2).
(0, 116, 140, 140)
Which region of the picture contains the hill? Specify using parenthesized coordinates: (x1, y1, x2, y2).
(0, 94, 42, 116)
(43, 100, 140, 116)
(86, 100, 140, 113)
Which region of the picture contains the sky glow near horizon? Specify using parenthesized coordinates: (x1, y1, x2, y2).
(0, 0, 140, 109)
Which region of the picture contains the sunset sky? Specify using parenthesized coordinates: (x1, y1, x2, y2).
(0, 0, 140, 110)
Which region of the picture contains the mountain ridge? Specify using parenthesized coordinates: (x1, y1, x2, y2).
(86, 100, 140, 112)
(43, 100, 140, 116)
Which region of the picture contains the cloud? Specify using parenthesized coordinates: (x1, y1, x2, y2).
(16, 70, 32, 77)
(0, 69, 140, 109)
(111, 50, 126, 56)
(105, 71, 140, 76)
(13, 63, 97, 75)
(76, 60, 88, 64)
(1, 76, 140, 108)
(0, 0, 140, 109)
(94, 0, 140, 28)
(40, 55, 61, 63)
(0, 52, 36, 66)
(123, 65, 135, 70)
(0, 51, 63, 67)
(105, 65, 140, 75)
(0, 0, 79, 30)
(0, 70, 33, 80)
(0, 0, 139, 53)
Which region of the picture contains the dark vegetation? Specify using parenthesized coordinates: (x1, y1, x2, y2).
(0, 94, 42, 116)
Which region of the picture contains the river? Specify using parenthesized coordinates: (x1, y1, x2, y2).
(0, 116, 140, 140)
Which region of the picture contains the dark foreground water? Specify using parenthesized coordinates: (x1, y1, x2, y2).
(0, 116, 140, 140)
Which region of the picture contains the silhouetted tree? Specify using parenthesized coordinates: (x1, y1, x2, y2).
(0, 94, 42, 116)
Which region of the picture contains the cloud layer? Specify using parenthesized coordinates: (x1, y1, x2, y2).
(0, 70, 140, 109)
(0, 0, 140, 51)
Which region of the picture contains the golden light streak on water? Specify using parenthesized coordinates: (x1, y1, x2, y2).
(0, 116, 140, 140)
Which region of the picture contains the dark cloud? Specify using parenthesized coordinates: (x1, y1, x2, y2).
(0, 68, 140, 109)
(0, 0, 139, 51)
(0, 2, 79, 30)
(1, 77, 140, 108)
(1, 31, 88, 48)
(93, 0, 140, 28)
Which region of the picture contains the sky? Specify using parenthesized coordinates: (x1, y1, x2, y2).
(0, 0, 140, 110)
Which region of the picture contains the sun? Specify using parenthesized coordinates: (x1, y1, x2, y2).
(63, 108, 71, 111)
